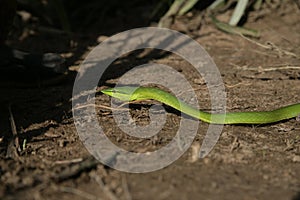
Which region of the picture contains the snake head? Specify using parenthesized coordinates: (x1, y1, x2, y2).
(101, 86, 140, 101)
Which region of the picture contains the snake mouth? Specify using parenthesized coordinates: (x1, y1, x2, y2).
(101, 86, 140, 101)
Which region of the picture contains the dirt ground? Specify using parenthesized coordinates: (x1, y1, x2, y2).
(1, 2, 300, 200)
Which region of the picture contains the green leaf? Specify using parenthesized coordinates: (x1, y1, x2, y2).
(178, 0, 199, 15)
(229, 0, 249, 26)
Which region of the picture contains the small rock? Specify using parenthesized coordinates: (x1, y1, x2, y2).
(292, 155, 300, 162)
(97, 35, 108, 43)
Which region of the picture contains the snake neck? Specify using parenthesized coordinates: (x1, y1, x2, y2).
(135, 87, 215, 123)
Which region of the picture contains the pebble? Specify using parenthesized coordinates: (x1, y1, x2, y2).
(292, 155, 300, 162)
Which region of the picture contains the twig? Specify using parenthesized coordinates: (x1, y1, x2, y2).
(6, 104, 20, 159)
(253, 66, 300, 72)
(54, 158, 84, 165)
(121, 174, 132, 200)
(58, 186, 101, 200)
(230, 137, 240, 152)
(231, 63, 300, 72)
(92, 172, 119, 200)
(225, 82, 252, 88)
(189, 142, 200, 163)
(239, 33, 270, 49)
(239, 34, 299, 58)
(54, 157, 99, 182)
(211, 15, 260, 37)
(73, 104, 129, 111)
(74, 100, 156, 112)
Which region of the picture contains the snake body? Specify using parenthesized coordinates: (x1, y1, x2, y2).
(101, 86, 300, 124)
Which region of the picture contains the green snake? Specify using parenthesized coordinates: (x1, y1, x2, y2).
(101, 86, 300, 124)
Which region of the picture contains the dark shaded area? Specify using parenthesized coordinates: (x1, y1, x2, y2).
(0, 1, 161, 172)
(293, 192, 300, 200)
(0, 0, 158, 134)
